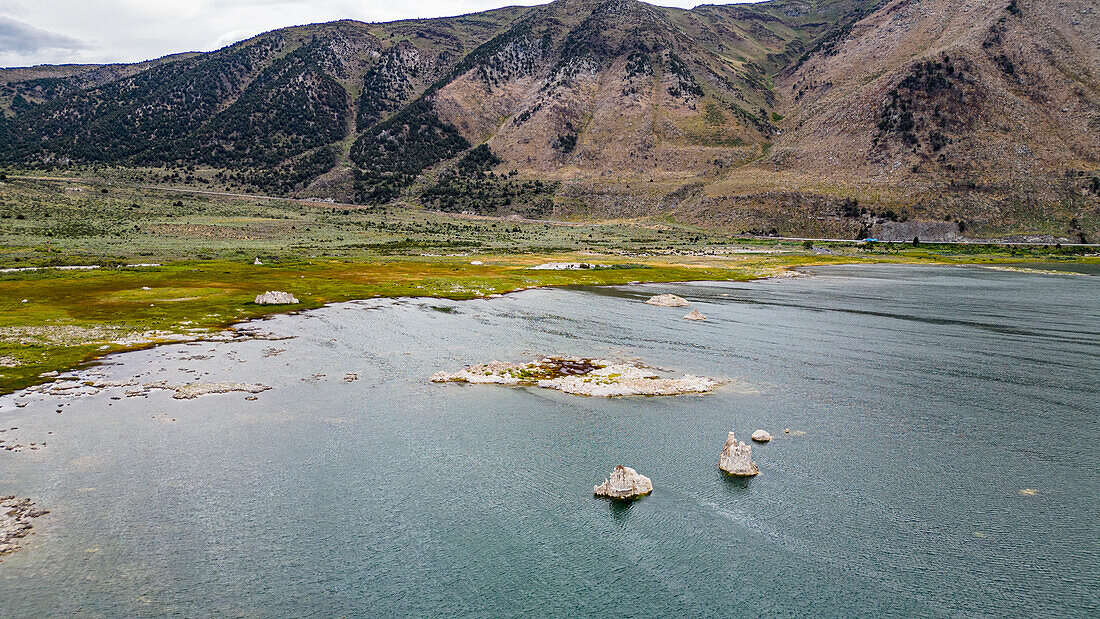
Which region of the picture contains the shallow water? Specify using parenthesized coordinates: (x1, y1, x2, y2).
(1, 264, 1097, 617)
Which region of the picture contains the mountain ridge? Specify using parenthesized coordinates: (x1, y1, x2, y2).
(0, 0, 1096, 241)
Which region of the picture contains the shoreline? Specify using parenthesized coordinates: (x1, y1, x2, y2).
(0, 255, 1095, 397)
(0, 254, 821, 396)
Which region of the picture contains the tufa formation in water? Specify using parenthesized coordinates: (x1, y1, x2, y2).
(719, 432, 759, 476)
(593, 466, 653, 500)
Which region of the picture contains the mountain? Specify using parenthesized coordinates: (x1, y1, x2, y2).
(0, 0, 1096, 240)
(747, 0, 1100, 240)
(0, 52, 199, 111)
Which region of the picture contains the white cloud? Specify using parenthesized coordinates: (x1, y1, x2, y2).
(0, 0, 750, 68)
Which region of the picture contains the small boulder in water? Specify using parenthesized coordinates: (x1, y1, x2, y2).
(683, 310, 706, 321)
(593, 465, 653, 500)
(751, 430, 772, 443)
(254, 291, 299, 305)
(719, 432, 759, 476)
(646, 294, 689, 307)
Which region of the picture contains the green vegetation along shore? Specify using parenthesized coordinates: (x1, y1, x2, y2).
(1, 175, 1096, 395)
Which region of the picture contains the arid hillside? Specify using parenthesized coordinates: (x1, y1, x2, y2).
(0, 0, 1096, 240)
(748, 0, 1100, 240)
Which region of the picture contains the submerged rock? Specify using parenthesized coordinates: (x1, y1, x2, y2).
(683, 310, 707, 321)
(751, 430, 772, 443)
(431, 356, 719, 397)
(645, 294, 689, 307)
(164, 382, 271, 400)
(254, 291, 298, 305)
(593, 465, 653, 500)
(122, 381, 271, 400)
(0, 496, 48, 559)
(719, 432, 759, 476)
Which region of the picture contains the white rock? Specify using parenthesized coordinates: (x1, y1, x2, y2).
(646, 294, 689, 307)
(593, 465, 653, 500)
(683, 310, 707, 321)
(751, 430, 772, 443)
(254, 258, 263, 265)
(719, 432, 759, 476)
(254, 291, 299, 305)
(470, 260, 483, 265)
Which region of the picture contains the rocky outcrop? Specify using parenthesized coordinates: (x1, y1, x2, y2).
(254, 291, 299, 305)
(593, 465, 653, 500)
(0, 496, 48, 559)
(719, 432, 759, 476)
(646, 294, 689, 307)
(539, 365, 718, 397)
(431, 356, 719, 397)
(683, 310, 706, 321)
(751, 430, 772, 443)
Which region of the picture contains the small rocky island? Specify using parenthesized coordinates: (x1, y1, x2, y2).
(0, 496, 48, 559)
(593, 465, 653, 500)
(431, 356, 719, 397)
(719, 432, 759, 477)
(683, 310, 707, 321)
(645, 294, 690, 307)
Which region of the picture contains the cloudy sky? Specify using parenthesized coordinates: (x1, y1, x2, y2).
(0, 0, 748, 68)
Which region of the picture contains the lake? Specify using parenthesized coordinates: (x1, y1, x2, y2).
(1, 264, 1097, 616)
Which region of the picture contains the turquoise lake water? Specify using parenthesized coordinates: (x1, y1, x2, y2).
(1, 264, 1097, 616)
